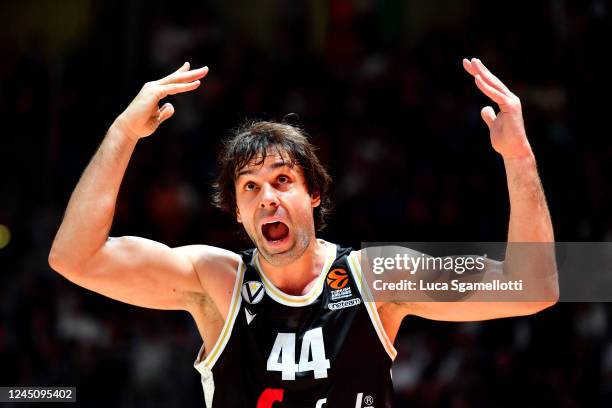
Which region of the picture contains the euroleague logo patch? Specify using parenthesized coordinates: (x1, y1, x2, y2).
(326, 268, 349, 290)
(327, 268, 353, 302)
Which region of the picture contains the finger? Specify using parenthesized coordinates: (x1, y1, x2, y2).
(480, 106, 496, 129)
(157, 63, 206, 85)
(462, 58, 477, 76)
(152, 62, 189, 85)
(160, 66, 208, 85)
(161, 62, 190, 80)
(176, 61, 190, 73)
(472, 58, 511, 95)
(158, 80, 201, 98)
(474, 74, 507, 105)
(158, 102, 175, 123)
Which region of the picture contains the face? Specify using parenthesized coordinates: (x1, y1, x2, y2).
(235, 151, 321, 266)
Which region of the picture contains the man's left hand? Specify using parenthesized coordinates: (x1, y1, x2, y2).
(463, 58, 533, 159)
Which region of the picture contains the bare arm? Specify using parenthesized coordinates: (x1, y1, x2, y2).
(48, 63, 237, 311)
(387, 58, 558, 323)
(464, 57, 554, 244)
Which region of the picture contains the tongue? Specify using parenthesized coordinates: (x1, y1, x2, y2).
(267, 222, 289, 241)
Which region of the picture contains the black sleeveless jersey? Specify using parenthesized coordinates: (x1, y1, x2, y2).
(194, 240, 397, 407)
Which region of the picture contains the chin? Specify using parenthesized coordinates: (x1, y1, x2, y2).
(258, 231, 311, 266)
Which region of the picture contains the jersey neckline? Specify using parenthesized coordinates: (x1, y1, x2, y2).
(252, 239, 337, 307)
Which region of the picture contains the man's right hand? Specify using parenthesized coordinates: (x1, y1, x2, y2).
(115, 62, 208, 140)
(49, 60, 238, 353)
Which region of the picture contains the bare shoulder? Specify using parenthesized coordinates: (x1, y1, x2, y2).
(349, 249, 382, 308)
(173, 243, 238, 268)
(173, 244, 241, 285)
(349, 248, 404, 343)
(173, 245, 241, 314)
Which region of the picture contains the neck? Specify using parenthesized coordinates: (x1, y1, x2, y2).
(257, 239, 328, 296)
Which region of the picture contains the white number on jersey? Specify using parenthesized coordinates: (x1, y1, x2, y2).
(298, 327, 330, 379)
(267, 333, 299, 380)
(267, 327, 330, 380)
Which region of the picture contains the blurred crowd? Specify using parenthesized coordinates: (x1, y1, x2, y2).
(0, 0, 610, 406)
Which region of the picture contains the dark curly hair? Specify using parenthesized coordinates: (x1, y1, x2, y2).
(212, 120, 333, 231)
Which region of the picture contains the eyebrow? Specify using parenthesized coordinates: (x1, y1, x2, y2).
(237, 161, 293, 178)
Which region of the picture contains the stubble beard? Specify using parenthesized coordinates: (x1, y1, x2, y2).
(253, 226, 312, 267)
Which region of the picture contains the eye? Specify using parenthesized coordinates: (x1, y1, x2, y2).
(244, 181, 257, 191)
(278, 175, 290, 184)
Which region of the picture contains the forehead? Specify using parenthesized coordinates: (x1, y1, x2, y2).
(236, 150, 299, 179)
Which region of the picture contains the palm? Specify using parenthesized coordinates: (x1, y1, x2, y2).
(463, 58, 532, 159)
(488, 111, 531, 158)
(124, 93, 164, 136)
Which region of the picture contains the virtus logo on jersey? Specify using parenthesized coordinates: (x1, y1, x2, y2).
(242, 281, 265, 304)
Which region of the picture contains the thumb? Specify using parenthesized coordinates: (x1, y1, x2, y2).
(480, 106, 496, 130)
(158, 102, 175, 124)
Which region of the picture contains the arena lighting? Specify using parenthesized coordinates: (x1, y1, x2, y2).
(0, 224, 11, 249)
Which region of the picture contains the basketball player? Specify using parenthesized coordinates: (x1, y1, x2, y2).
(49, 58, 558, 407)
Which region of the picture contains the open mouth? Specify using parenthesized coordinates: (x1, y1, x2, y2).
(261, 221, 290, 243)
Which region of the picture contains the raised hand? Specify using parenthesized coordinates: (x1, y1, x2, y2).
(463, 58, 532, 159)
(115, 62, 208, 140)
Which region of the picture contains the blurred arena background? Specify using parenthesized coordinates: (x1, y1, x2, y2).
(0, 0, 610, 406)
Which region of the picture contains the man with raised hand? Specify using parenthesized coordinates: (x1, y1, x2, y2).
(49, 58, 558, 407)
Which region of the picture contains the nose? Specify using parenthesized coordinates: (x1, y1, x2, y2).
(259, 183, 279, 209)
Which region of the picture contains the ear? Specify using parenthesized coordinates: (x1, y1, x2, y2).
(311, 191, 321, 208)
(236, 207, 242, 223)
